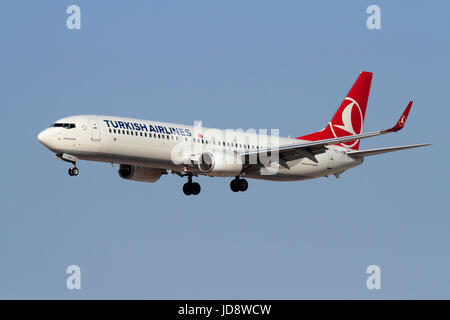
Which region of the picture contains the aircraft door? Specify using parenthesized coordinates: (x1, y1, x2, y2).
(89, 119, 101, 141)
(327, 147, 345, 170)
(327, 147, 335, 170)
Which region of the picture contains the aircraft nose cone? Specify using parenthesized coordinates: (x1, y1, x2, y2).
(37, 129, 51, 148)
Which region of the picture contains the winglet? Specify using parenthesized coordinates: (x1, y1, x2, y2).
(386, 101, 413, 133)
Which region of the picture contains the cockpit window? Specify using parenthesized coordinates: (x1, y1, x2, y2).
(52, 123, 76, 129)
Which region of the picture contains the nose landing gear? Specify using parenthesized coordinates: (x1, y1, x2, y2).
(68, 167, 79, 176)
(230, 177, 248, 192)
(56, 153, 79, 177)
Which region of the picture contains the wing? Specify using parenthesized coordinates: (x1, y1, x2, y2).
(240, 101, 421, 164)
(347, 144, 430, 157)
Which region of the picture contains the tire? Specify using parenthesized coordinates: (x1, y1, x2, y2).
(230, 179, 240, 192)
(239, 179, 248, 192)
(183, 183, 192, 195)
(72, 167, 79, 176)
(191, 182, 201, 195)
(68, 168, 73, 176)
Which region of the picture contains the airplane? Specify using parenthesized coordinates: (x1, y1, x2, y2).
(37, 71, 429, 195)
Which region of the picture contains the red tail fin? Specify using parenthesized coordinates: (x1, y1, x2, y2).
(297, 71, 373, 150)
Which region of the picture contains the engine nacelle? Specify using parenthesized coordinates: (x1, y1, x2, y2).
(118, 164, 162, 183)
(198, 151, 243, 177)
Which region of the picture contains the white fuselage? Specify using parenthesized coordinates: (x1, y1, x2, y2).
(37, 115, 363, 181)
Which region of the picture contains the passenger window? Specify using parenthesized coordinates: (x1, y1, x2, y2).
(109, 129, 112, 133)
(158, 134, 161, 139)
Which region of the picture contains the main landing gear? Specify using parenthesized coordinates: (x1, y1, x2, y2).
(183, 175, 201, 196)
(230, 176, 248, 192)
(174, 172, 248, 196)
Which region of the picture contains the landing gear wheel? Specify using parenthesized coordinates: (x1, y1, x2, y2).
(191, 182, 201, 195)
(230, 179, 240, 192)
(182, 175, 200, 196)
(230, 177, 248, 192)
(183, 182, 201, 196)
(68, 167, 79, 176)
(183, 183, 192, 195)
(239, 179, 248, 192)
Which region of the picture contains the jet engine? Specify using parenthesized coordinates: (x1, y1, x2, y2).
(198, 151, 243, 177)
(118, 164, 162, 183)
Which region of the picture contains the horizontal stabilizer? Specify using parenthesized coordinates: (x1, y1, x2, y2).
(347, 144, 430, 157)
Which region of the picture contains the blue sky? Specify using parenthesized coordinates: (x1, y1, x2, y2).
(1, 0, 449, 299)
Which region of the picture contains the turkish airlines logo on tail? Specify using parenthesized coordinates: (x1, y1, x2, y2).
(330, 97, 363, 148)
